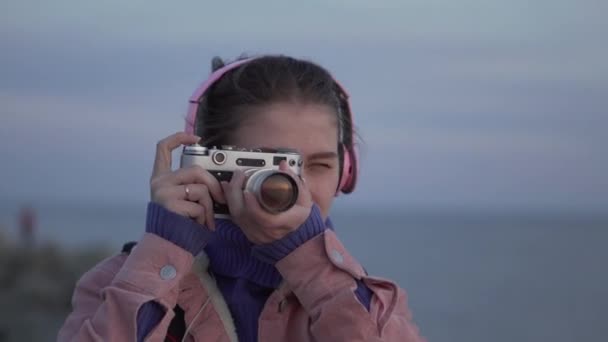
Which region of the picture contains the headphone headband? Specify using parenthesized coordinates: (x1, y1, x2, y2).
(184, 56, 358, 194)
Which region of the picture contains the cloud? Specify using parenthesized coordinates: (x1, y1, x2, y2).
(2, 0, 606, 45)
(1, 0, 606, 212)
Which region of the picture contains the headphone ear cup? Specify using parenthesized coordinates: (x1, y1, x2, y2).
(336, 144, 357, 195)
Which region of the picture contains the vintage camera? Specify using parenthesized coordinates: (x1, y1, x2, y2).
(180, 144, 303, 218)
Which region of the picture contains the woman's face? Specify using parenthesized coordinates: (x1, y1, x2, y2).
(230, 102, 341, 220)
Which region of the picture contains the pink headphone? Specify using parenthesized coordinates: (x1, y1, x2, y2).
(184, 56, 358, 195)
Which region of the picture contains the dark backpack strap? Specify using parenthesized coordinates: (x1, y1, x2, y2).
(165, 305, 186, 342)
(121, 241, 138, 254)
(120, 241, 187, 341)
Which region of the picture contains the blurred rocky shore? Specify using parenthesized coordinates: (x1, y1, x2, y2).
(0, 231, 112, 341)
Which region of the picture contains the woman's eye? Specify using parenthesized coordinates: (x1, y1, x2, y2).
(308, 163, 331, 169)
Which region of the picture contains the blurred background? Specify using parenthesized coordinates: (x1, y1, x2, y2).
(1, 0, 606, 341)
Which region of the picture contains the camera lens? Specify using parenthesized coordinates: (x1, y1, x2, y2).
(212, 151, 226, 165)
(259, 174, 298, 212)
(246, 170, 298, 213)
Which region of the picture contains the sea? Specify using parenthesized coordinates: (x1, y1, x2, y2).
(1, 200, 607, 342)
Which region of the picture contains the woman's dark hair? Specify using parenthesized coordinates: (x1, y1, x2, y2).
(194, 55, 355, 170)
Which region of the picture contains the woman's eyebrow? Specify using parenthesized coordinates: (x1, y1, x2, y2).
(308, 151, 338, 160)
(254, 146, 338, 160)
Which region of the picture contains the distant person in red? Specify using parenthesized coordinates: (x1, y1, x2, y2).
(19, 205, 36, 248)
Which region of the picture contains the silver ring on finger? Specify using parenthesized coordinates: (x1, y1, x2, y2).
(184, 185, 191, 200)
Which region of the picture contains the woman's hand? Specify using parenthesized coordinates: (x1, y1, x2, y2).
(149, 132, 226, 230)
(221, 161, 313, 244)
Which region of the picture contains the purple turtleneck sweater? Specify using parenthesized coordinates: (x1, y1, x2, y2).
(137, 202, 372, 342)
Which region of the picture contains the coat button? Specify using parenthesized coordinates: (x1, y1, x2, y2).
(330, 249, 344, 264)
(160, 265, 177, 280)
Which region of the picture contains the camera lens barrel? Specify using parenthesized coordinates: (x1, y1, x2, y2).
(245, 169, 299, 213)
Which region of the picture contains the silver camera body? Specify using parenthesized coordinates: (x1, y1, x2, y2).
(180, 144, 303, 218)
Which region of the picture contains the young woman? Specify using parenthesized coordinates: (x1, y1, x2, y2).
(58, 55, 425, 341)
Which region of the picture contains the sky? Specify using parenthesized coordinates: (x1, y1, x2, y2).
(1, 0, 606, 214)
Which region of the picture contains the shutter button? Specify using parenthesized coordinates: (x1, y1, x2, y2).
(160, 265, 177, 280)
(330, 249, 344, 264)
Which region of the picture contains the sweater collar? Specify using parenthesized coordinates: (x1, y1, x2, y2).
(204, 219, 282, 288)
(203, 217, 334, 289)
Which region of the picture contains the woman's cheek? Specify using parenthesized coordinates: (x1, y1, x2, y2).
(307, 179, 337, 218)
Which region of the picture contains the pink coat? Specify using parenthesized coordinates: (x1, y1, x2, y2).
(58, 230, 426, 341)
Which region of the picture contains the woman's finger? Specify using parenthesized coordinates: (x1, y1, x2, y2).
(222, 170, 246, 216)
(151, 132, 200, 179)
(183, 183, 217, 230)
(278, 160, 304, 187)
(278, 161, 310, 206)
(243, 190, 272, 222)
(166, 165, 226, 204)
